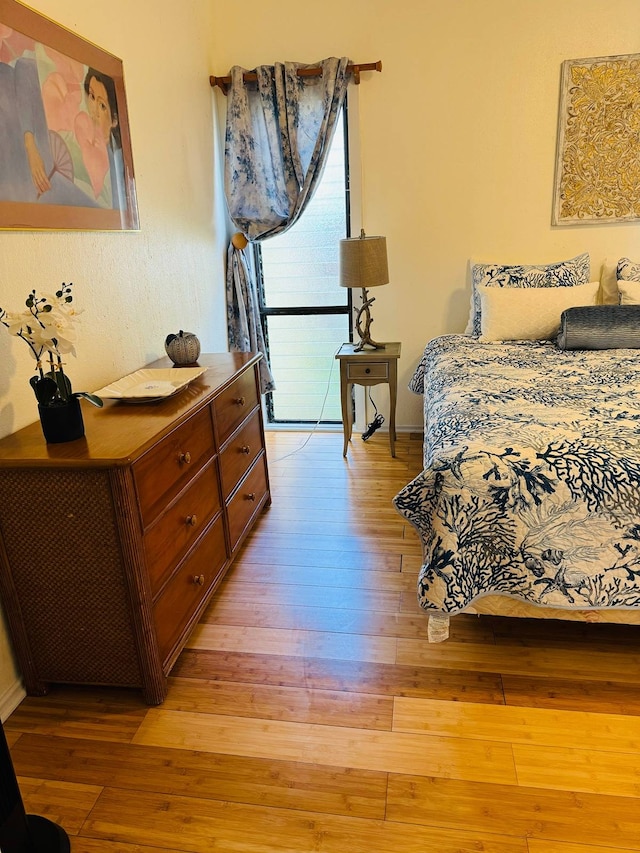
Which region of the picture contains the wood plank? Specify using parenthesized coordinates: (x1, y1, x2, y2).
(208, 581, 402, 614)
(4, 686, 148, 742)
(243, 516, 407, 538)
(133, 710, 517, 785)
(267, 479, 410, 497)
(11, 733, 387, 819)
(386, 774, 640, 849)
(204, 598, 408, 634)
(401, 555, 424, 572)
(513, 743, 640, 796)
(186, 624, 399, 664)
(266, 478, 414, 496)
(164, 677, 394, 730)
(490, 616, 640, 650)
(60, 839, 191, 853)
(527, 843, 640, 853)
(4, 729, 21, 747)
(242, 531, 423, 557)
(264, 502, 407, 520)
(172, 649, 507, 704)
(18, 777, 102, 836)
(81, 787, 527, 853)
(393, 696, 640, 754)
(502, 674, 640, 715)
(396, 638, 640, 683)
(224, 562, 407, 590)
(230, 544, 402, 570)
(199, 597, 495, 643)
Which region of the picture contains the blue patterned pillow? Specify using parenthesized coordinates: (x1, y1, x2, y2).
(465, 252, 591, 337)
(618, 257, 640, 282)
(557, 305, 640, 350)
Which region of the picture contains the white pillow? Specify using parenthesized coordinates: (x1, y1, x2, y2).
(618, 279, 640, 305)
(478, 281, 600, 341)
(465, 252, 591, 336)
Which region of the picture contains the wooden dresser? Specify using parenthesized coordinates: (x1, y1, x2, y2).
(0, 353, 270, 705)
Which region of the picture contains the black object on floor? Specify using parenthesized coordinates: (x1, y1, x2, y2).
(0, 720, 70, 853)
(362, 413, 385, 441)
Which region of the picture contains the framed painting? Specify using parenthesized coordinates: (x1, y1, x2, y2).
(0, 0, 138, 230)
(552, 53, 640, 225)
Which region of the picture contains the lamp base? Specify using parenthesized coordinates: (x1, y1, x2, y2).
(353, 287, 385, 352)
(352, 339, 386, 353)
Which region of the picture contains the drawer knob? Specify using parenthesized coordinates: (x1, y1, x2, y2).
(234, 396, 246, 406)
(193, 574, 205, 586)
(186, 514, 198, 527)
(365, 368, 371, 374)
(246, 492, 256, 502)
(241, 445, 251, 455)
(179, 451, 192, 464)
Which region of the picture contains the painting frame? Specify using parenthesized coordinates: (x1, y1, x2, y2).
(552, 52, 640, 226)
(0, 0, 139, 230)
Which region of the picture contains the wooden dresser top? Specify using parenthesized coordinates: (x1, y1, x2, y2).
(0, 352, 261, 468)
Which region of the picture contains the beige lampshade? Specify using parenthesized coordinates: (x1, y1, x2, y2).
(339, 233, 389, 289)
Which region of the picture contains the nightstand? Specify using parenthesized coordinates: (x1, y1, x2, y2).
(335, 342, 401, 458)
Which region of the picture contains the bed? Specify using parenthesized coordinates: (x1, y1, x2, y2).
(394, 256, 640, 640)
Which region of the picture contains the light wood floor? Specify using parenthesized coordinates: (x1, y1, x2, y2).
(6, 430, 640, 853)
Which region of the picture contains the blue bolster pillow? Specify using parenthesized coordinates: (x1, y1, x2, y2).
(557, 305, 640, 350)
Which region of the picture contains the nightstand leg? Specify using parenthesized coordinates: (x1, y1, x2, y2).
(340, 371, 352, 457)
(389, 362, 398, 458)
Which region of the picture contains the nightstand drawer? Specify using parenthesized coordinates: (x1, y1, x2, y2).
(347, 362, 389, 381)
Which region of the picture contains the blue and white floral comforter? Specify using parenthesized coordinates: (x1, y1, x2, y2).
(393, 335, 640, 613)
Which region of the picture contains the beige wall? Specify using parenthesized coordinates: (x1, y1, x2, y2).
(0, 0, 225, 714)
(209, 0, 640, 428)
(1, 0, 639, 709)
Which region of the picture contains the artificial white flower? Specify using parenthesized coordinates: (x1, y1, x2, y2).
(0, 282, 80, 402)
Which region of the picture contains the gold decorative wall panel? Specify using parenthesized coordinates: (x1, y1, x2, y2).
(552, 53, 640, 225)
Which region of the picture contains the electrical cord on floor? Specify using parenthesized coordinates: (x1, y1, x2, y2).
(270, 345, 341, 463)
(362, 388, 385, 441)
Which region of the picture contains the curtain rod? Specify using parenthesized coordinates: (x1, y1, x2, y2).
(210, 60, 382, 94)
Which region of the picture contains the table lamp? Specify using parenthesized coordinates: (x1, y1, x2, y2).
(339, 229, 389, 352)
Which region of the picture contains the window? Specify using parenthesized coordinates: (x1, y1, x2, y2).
(256, 107, 351, 424)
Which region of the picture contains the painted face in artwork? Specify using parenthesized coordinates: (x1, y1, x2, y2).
(86, 76, 118, 144)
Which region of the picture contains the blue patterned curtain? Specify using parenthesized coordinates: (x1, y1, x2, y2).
(226, 241, 275, 393)
(224, 56, 351, 392)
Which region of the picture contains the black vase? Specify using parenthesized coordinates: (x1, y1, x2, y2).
(38, 397, 85, 444)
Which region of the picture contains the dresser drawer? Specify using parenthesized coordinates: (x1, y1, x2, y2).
(347, 362, 389, 381)
(219, 409, 264, 500)
(134, 407, 215, 527)
(153, 514, 227, 665)
(214, 369, 259, 445)
(227, 454, 268, 551)
(144, 460, 223, 598)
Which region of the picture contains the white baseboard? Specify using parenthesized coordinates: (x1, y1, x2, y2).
(0, 677, 25, 723)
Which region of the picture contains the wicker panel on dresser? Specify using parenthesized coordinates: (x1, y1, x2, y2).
(0, 353, 270, 705)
